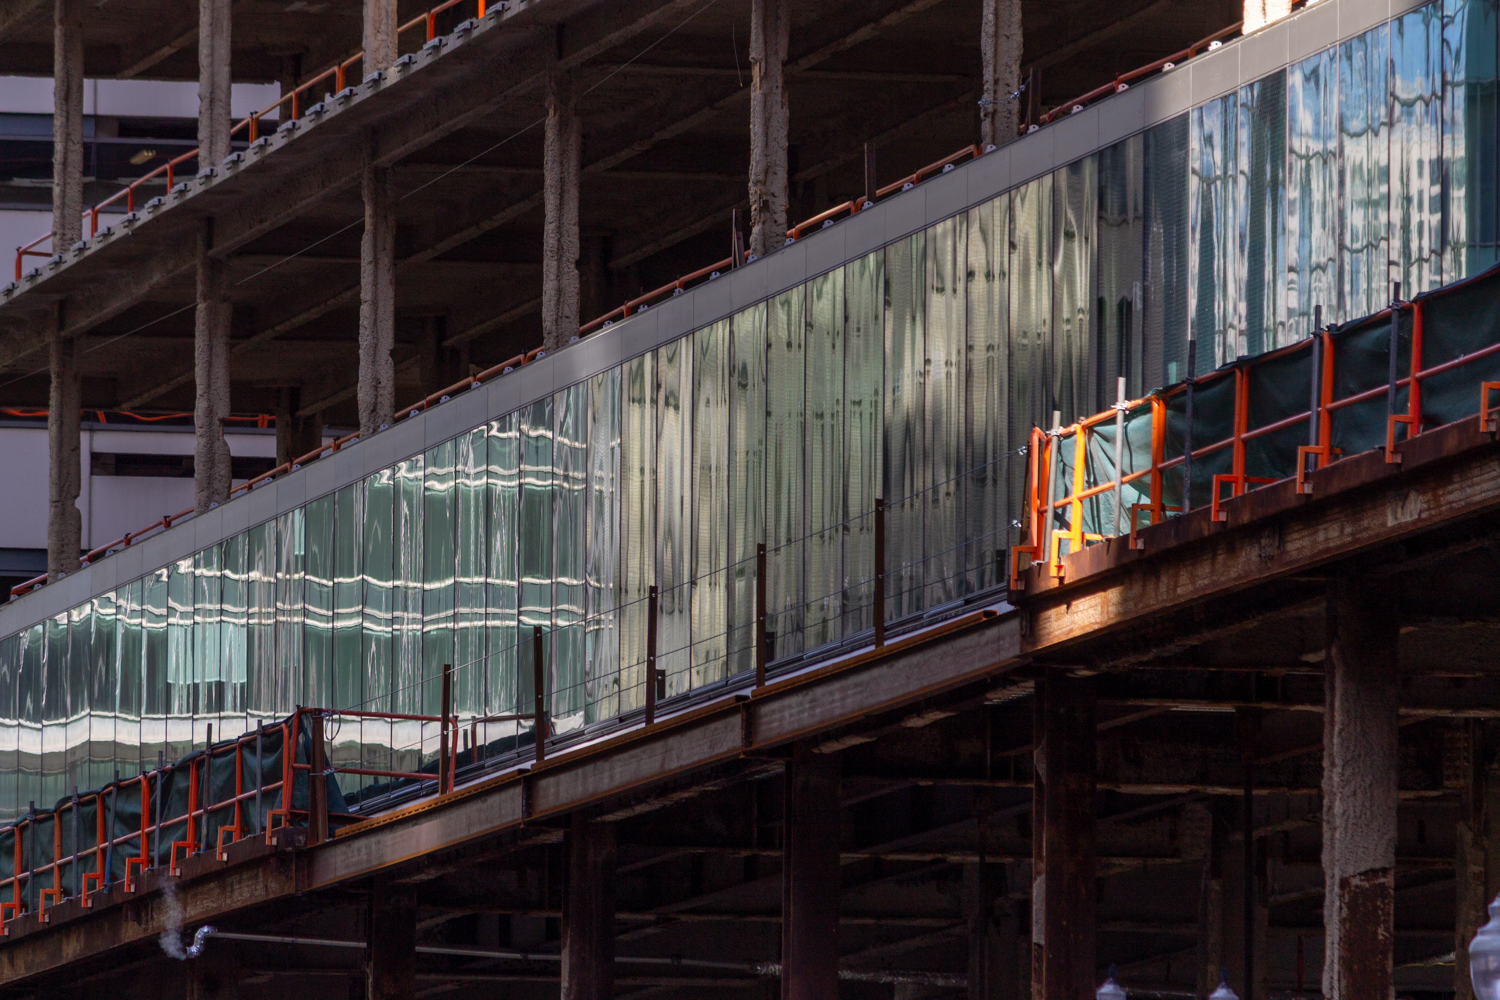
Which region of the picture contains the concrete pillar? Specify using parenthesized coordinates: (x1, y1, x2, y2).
(364, 0, 398, 74)
(358, 157, 396, 437)
(1032, 671, 1096, 1000)
(561, 816, 616, 1000)
(274, 387, 322, 468)
(46, 325, 81, 582)
(747, 0, 789, 259)
(542, 64, 581, 354)
(194, 219, 232, 512)
(52, 0, 83, 251)
(366, 881, 417, 1000)
(980, 0, 1022, 148)
(1243, 0, 1292, 34)
(782, 746, 839, 1000)
(1320, 579, 1399, 1000)
(197, 0, 232, 169)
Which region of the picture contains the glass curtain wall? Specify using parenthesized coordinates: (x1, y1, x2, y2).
(0, 0, 1496, 820)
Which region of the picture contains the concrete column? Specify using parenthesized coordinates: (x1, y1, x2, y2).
(747, 0, 789, 259)
(194, 218, 232, 512)
(197, 0, 232, 169)
(52, 0, 83, 251)
(358, 157, 396, 437)
(561, 816, 616, 1000)
(980, 0, 1022, 148)
(1320, 579, 1399, 1000)
(1032, 670, 1096, 1000)
(274, 387, 322, 468)
(46, 325, 81, 582)
(364, 0, 398, 74)
(1243, 0, 1292, 34)
(366, 881, 417, 1000)
(782, 746, 839, 1000)
(542, 64, 581, 354)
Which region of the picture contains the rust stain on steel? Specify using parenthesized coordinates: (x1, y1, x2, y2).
(1337, 867, 1394, 1000)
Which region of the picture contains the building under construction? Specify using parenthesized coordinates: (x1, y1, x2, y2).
(1, 0, 1500, 997)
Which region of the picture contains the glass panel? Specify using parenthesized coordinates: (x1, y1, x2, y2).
(1392, 4, 1445, 296)
(619, 354, 656, 712)
(805, 273, 844, 650)
(1010, 173, 1053, 469)
(362, 468, 395, 774)
(333, 480, 365, 713)
(86, 594, 116, 790)
(18, 624, 41, 813)
(486, 414, 521, 727)
(166, 559, 193, 761)
(1240, 71, 1288, 353)
(925, 214, 966, 606)
(1053, 157, 1097, 415)
(519, 398, 554, 731)
(423, 440, 457, 760)
(0, 636, 17, 823)
(843, 254, 883, 636)
(767, 290, 805, 657)
(692, 321, 731, 684)
(966, 196, 1010, 591)
(1143, 114, 1191, 386)
(1444, 0, 1500, 277)
(66, 603, 87, 792)
(553, 384, 587, 732)
(727, 304, 765, 675)
(1190, 92, 1241, 368)
(43, 615, 65, 807)
(454, 428, 488, 731)
(392, 454, 424, 766)
(885, 231, 925, 621)
(1341, 22, 1392, 319)
(220, 532, 249, 741)
(194, 545, 222, 749)
(274, 509, 305, 717)
(142, 570, 168, 772)
(304, 497, 334, 712)
(245, 522, 276, 724)
(118, 579, 144, 776)
(656, 336, 694, 688)
(1097, 136, 1146, 398)
(585, 369, 621, 722)
(1288, 46, 1340, 335)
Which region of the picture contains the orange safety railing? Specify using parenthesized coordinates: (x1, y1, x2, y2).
(0, 689, 549, 927)
(1011, 272, 1500, 589)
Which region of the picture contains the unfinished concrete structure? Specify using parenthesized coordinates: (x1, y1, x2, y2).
(2, 0, 1498, 997)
